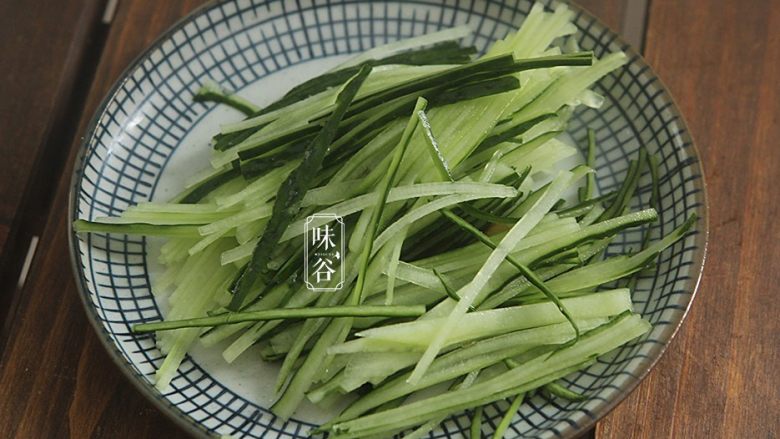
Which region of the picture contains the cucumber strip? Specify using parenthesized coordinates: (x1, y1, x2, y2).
(213, 64, 448, 146)
(176, 167, 241, 204)
(458, 204, 522, 225)
(330, 121, 405, 183)
(214, 160, 298, 209)
(543, 382, 586, 401)
(211, 53, 586, 168)
(271, 254, 385, 418)
(371, 191, 514, 254)
(274, 183, 517, 246)
(497, 215, 697, 304)
(239, 92, 413, 163)
(154, 243, 235, 390)
(271, 315, 350, 419)
(341, 289, 630, 349)
(479, 150, 505, 183)
(238, 150, 295, 179)
(334, 25, 472, 70)
(433, 268, 466, 305)
(344, 54, 591, 120)
(472, 113, 556, 155)
(197, 204, 272, 236)
(264, 42, 474, 126)
(510, 165, 590, 220)
(418, 108, 454, 181)
(221, 289, 320, 363)
(455, 124, 561, 176)
(92, 209, 232, 225)
(579, 128, 597, 202)
(354, 97, 426, 306)
(199, 282, 291, 347)
(471, 406, 484, 439)
(509, 52, 628, 124)
(627, 152, 662, 290)
(134, 305, 424, 333)
(128, 202, 225, 214)
(235, 218, 266, 245)
(489, 4, 575, 59)
(158, 237, 197, 266)
(308, 351, 421, 402)
(440, 209, 581, 343)
(556, 191, 617, 218)
(330, 318, 606, 420)
(229, 66, 372, 310)
(596, 148, 647, 222)
(328, 313, 650, 437)
(407, 171, 573, 384)
(274, 291, 345, 393)
(410, 214, 573, 271)
(580, 204, 605, 226)
(492, 393, 525, 439)
(405, 371, 481, 439)
(72, 220, 202, 237)
(228, 71, 521, 171)
(188, 229, 229, 256)
(385, 232, 406, 305)
(193, 80, 259, 116)
(263, 323, 303, 357)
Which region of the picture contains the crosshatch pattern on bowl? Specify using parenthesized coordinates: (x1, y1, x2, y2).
(68, 0, 706, 438)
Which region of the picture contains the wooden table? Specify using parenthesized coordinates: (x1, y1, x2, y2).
(1, 0, 778, 437)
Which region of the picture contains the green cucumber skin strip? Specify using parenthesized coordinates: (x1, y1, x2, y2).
(227, 53, 590, 161)
(233, 76, 520, 166)
(473, 112, 556, 153)
(228, 66, 372, 310)
(343, 53, 589, 118)
(133, 305, 424, 333)
(556, 190, 618, 218)
(543, 382, 586, 402)
(217, 42, 477, 142)
(471, 406, 483, 439)
(193, 84, 259, 116)
(597, 148, 647, 222)
(491, 393, 525, 439)
(178, 166, 241, 204)
(73, 220, 203, 237)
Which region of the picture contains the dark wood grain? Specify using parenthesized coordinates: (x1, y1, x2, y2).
(596, 0, 780, 438)
(575, 0, 627, 32)
(0, 0, 101, 239)
(0, 1, 206, 438)
(0, 0, 105, 334)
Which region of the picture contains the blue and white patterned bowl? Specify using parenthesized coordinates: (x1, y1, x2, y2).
(68, 1, 708, 437)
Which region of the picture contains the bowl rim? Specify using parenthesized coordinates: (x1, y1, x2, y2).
(66, 1, 710, 437)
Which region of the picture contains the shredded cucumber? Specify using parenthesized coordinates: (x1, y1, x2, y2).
(71, 6, 696, 435)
